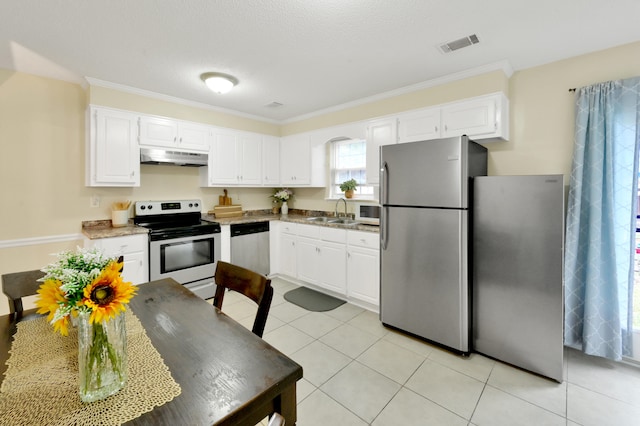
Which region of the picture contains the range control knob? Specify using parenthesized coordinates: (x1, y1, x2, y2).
(189, 203, 193, 208)
(140, 205, 145, 210)
(194, 202, 199, 208)
(148, 205, 153, 210)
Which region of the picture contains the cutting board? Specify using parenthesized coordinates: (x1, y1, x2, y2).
(208, 205, 243, 218)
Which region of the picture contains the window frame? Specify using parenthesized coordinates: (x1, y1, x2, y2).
(328, 138, 375, 200)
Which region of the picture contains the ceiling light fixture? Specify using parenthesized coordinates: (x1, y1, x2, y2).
(200, 72, 238, 94)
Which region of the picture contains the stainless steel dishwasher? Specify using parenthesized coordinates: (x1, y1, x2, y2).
(230, 221, 270, 276)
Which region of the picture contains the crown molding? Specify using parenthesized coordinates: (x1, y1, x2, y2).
(84, 77, 281, 125)
(86, 60, 513, 126)
(281, 60, 514, 124)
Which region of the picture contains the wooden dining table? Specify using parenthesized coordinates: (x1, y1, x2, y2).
(0, 278, 303, 425)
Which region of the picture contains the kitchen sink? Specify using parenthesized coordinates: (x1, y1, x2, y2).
(328, 218, 360, 226)
(306, 217, 332, 223)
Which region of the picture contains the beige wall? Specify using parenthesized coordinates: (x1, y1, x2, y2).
(88, 85, 280, 136)
(2, 41, 640, 315)
(494, 41, 640, 177)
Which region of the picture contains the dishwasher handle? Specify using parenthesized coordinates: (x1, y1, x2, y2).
(230, 221, 270, 237)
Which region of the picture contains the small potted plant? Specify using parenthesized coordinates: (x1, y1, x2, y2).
(340, 179, 357, 199)
(270, 188, 294, 215)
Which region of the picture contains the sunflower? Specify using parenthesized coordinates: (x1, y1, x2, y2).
(82, 260, 137, 324)
(36, 279, 72, 336)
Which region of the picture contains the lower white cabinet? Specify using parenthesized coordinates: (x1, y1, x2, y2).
(297, 236, 347, 294)
(346, 231, 380, 306)
(280, 223, 298, 278)
(277, 223, 379, 309)
(84, 234, 148, 285)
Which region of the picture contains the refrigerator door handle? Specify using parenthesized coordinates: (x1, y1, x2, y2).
(381, 161, 389, 205)
(381, 161, 389, 250)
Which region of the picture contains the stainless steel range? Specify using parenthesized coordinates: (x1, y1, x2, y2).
(133, 199, 221, 299)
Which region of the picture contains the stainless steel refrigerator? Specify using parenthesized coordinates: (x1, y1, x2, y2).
(473, 175, 564, 382)
(379, 136, 487, 353)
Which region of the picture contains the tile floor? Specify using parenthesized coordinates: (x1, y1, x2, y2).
(213, 278, 640, 426)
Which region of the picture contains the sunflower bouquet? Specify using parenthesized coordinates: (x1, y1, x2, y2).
(36, 247, 137, 402)
(36, 247, 137, 335)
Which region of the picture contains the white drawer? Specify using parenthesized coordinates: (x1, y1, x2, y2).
(281, 222, 297, 235)
(93, 234, 147, 256)
(347, 231, 379, 249)
(296, 223, 321, 239)
(320, 227, 347, 243)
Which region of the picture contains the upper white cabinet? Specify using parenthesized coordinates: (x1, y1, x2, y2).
(86, 106, 140, 187)
(365, 118, 397, 185)
(262, 135, 280, 186)
(441, 92, 509, 140)
(139, 116, 210, 152)
(201, 129, 263, 186)
(237, 132, 263, 185)
(397, 107, 441, 143)
(280, 133, 311, 185)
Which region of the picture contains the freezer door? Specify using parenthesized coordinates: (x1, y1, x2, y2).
(381, 136, 467, 208)
(380, 206, 469, 352)
(473, 175, 564, 381)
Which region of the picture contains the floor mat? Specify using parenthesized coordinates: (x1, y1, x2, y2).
(284, 287, 346, 312)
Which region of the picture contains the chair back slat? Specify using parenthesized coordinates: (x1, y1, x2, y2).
(213, 261, 273, 337)
(2, 269, 45, 314)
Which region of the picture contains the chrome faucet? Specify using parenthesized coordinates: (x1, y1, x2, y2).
(335, 197, 348, 218)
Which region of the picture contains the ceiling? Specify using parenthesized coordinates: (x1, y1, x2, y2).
(2, 1, 639, 123)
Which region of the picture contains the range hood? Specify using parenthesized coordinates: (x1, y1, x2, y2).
(140, 147, 208, 167)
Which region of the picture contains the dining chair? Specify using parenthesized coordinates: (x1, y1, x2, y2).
(1, 269, 45, 314)
(213, 261, 273, 338)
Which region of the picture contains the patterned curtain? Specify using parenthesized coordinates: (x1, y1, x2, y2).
(564, 77, 640, 360)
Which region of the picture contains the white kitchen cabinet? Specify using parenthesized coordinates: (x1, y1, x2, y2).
(280, 223, 297, 277)
(397, 107, 441, 143)
(84, 234, 148, 285)
(262, 135, 280, 186)
(139, 116, 210, 152)
(280, 133, 311, 185)
(237, 132, 263, 185)
(366, 118, 397, 185)
(346, 231, 380, 307)
(441, 92, 509, 140)
(86, 106, 140, 187)
(296, 225, 347, 294)
(276, 221, 380, 309)
(201, 129, 263, 186)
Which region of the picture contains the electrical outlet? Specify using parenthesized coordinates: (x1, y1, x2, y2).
(90, 195, 101, 208)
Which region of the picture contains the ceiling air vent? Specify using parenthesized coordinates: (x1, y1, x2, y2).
(439, 34, 479, 53)
(265, 101, 283, 108)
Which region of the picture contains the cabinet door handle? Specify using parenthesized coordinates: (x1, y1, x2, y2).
(435, 126, 438, 132)
(174, 136, 177, 142)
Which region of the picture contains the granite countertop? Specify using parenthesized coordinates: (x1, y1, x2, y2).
(205, 212, 379, 233)
(82, 211, 380, 240)
(81, 220, 149, 240)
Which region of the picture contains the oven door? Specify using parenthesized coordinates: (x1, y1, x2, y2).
(149, 233, 220, 299)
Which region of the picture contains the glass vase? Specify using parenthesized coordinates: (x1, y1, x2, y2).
(77, 310, 127, 402)
(281, 201, 289, 215)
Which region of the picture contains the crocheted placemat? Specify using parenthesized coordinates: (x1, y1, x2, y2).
(0, 311, 182, 425)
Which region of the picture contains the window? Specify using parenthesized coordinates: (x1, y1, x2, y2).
(329, 138, 375, 199)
